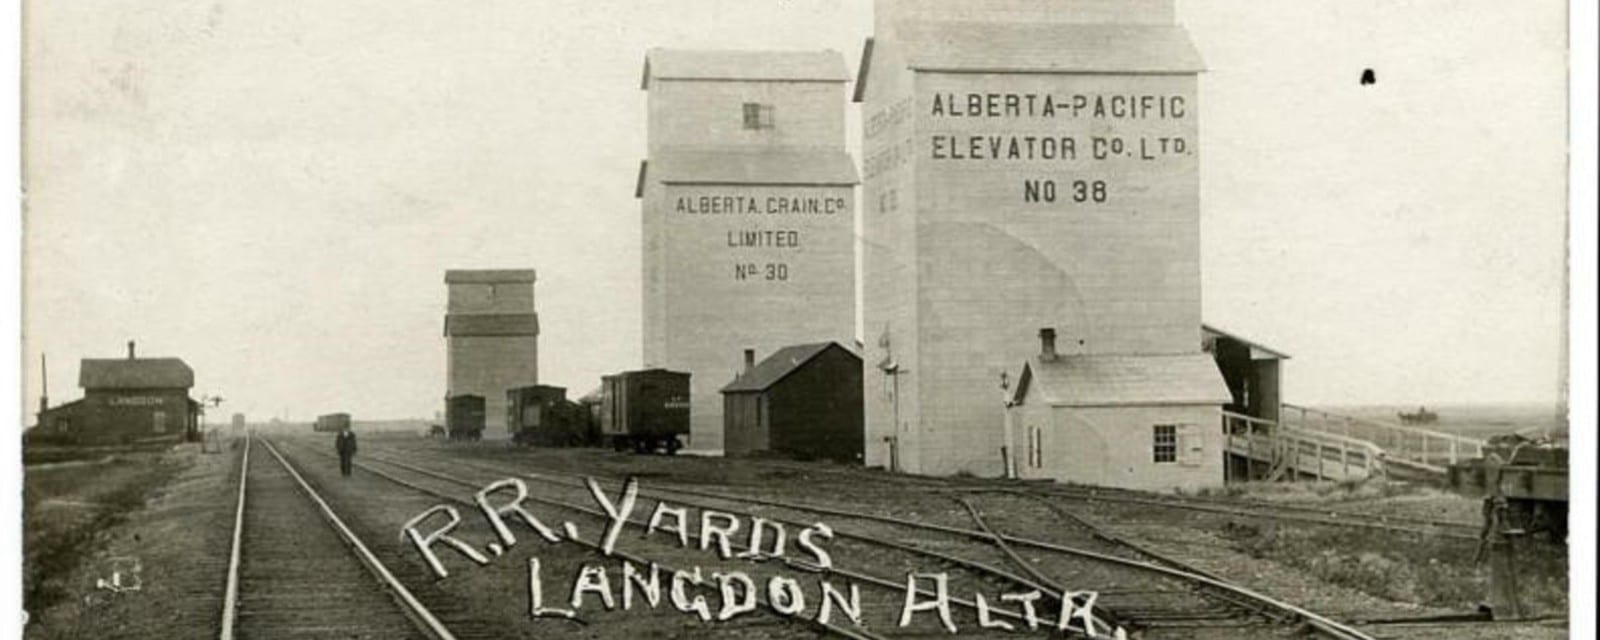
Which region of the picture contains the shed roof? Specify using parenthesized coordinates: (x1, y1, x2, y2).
(1013, 353, 1229, 408)
(722, 342, 858, 393)
(636, 150, 859, 196)
(79, 358, 195, 390)
(855, 23, 1203, 101)
(1202, 324, 1291, 360)
(443, 313, 540, 337)
(445, 270, 537, 284)
(642, 49, 850, 89)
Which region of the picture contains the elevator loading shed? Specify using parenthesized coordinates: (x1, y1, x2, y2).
(857, 0, 1211, 476)
(1007, 330, 1231, 491)
(444, 269, 539, 437)
(638, 49, 858, 454)
(31, 343, 199, 445)
(722, 342, 864, 462)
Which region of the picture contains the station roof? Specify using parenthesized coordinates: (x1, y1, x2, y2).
(636, 150, 859, 196)
(79, 358, 195, 390)
(1202, 324, 1291, 360)
(445, 270, 537, 284)
(722, 342, 859, 394)
(642, 49, 850, 89)
(443, 313, 540, 337)
(855, 22, 1203, 102)
(1012, 353, 1229, 408)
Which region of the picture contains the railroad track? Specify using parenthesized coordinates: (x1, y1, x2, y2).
(274, 439, 892, 639)
(616, 454, 1481, 540)
(218, 435, 456, 640)
(362, 442, 1378, 640)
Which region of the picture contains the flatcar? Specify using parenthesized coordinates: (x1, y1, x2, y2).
(1447, 431, 1568, 542)
(599, 369, 690, 454)
(313, 413, 351, 433)
(445, 394, 485, 441)
(507, 385, 596, 447)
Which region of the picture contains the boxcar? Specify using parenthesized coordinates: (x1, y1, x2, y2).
(313, 413, 351, 433)
(507, 385, 595, 447)
(445, 395, 485, 441)
(599, 369, 690, 454)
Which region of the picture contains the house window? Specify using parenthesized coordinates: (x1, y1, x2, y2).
(742, 103, 775, 130)
(1029, 425, 1043, 468)
(153, 411, 168, 434)
(1153, 424, 1177, 463)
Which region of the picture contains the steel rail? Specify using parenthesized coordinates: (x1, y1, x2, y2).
(345, 449, 1117, 635)
(217, 433, 250, 640)
(672, 454, 1478, 537)
(374, 447, 1379, 640)
(312, 449, 892, 640)
(257, 437, 458, 640)
(369, 453, 1073, 601)
(955, 498, 1122, 636)
(1014, 487, 1480, 539)
(375, 449, 1293, 632)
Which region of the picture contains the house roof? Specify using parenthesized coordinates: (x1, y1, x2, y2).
(855, 23, 1203, 101)
(445, 270, 537, 284)
(636, 150, 859, 196)
(79, 358, 195, 390)
(1013, 353, 1229, 408)
(721, 342, 858, 393)
(1202, 324, 1291, 360)
(642, 49, 851, 89)
(443, 313, 540, 337)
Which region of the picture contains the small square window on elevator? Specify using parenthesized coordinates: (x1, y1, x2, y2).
(742, 103, 775, 130)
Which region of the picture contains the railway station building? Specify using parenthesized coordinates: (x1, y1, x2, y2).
(444, 269, 539, 437)
(637, 49, 858, 454)
(30, 342, 200, 445)
(857, 0, 1217, 477)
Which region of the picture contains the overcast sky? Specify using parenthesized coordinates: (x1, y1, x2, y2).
(22, 0, 1568, 422)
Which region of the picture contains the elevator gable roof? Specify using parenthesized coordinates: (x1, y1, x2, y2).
(643, 49, 851, 89)
(1013, 353, 1228, 408)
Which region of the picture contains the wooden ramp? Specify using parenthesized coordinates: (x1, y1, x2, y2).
(1223, 406, 1486, 483)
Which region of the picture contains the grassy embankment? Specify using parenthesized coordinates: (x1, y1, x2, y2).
(1200, 480, 1568, 616)
(22, 450, 192, 615)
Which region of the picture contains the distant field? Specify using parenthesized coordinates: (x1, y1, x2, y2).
(1317, 403, 1563, 439)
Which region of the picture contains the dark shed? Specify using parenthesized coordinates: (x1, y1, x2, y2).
(721, 342, 863, 462)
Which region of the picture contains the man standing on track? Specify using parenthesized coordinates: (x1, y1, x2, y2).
(335, 425, 358, 477)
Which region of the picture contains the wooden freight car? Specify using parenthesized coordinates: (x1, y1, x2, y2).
(599, 369, 690, 454)
(445, 394, 485, 441)
(507, 385, 595, 447)
(313, 413, 351, 433)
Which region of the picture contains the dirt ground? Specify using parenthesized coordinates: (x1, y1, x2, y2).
(368, 436, 1570, 639)
(17, 433, 1572, 638)
(23, 441, 242, 639)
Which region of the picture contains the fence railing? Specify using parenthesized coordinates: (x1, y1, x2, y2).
(1280, 403, 1486, 470)
(1224, 411, 1386, 481)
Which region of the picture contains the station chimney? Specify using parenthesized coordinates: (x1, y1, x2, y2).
(127, 340, 136, 360)
(1039, 328, 1058, 362)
